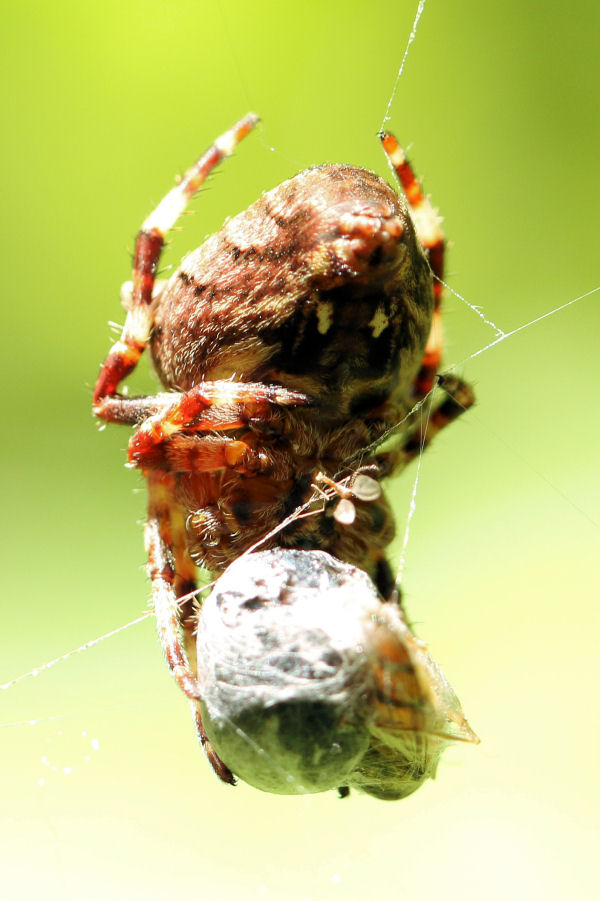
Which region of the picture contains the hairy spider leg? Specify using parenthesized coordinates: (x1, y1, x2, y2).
(379, 132, 445, 398)
(97, 379, 309, 471)
(167, 497, 198, 665)
(93, 113, 259, 408)
(145, 473, 200, 700)
(146, 471, 235, 784)
(376, 374, 475, 478)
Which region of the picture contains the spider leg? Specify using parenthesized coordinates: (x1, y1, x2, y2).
(95, 378, 309, 470)
(380, 132, 444, 398)
(376, 374, 475, 478)
(119, 278, 168, 312)
(92, 113, 259, 409)
(145, 472, 201, 701)
(167, 492, 198, 669)
(94, 392, 184, 426)
(125, 380, 309, 461)
(133, 432, 274, 475)
(146, 471, 235, 784)
(98, 379, 310, 473)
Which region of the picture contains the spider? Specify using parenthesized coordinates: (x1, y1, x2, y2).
(93, 114, 475, 792)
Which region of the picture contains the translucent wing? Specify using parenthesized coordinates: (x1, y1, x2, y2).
(195, 548, 477, 799)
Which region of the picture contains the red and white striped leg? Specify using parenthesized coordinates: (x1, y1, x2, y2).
(380, 132, 445, 398)
(93, 113, 259, 409)
(145, 471, 235, 784)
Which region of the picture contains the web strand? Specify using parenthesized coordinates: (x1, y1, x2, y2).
(437, 277, 506, 337)
(380, 0, 428, 131)
(395, 392, 434, 588)
(461, 285, 600, 365)
(0, 612, 153, 695)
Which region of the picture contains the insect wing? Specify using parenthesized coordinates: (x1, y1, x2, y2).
(348, 602, 478, 799)
(367, 602, 478, 745)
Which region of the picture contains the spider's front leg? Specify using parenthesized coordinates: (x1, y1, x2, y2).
(146, 471, 235, 784)
(92, 113, 259, 410)
(97, 379, 310, 474)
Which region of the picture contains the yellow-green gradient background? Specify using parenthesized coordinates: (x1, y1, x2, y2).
(2, 1, 598, 898)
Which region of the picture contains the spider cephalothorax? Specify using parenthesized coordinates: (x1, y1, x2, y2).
(93, 115, 476, 795)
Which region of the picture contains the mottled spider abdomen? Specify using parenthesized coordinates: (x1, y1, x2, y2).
(151, 164, 433, 420)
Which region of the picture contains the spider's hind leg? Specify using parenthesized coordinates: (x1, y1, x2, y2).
(376, 374, 475, 480)
(380, 133, 474, 457)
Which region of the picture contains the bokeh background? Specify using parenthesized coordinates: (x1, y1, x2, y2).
(2, 1, 598, 899)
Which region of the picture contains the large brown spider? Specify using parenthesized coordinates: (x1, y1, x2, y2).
(93, 114, 476, 795)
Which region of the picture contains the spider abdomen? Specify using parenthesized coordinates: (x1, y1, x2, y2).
(150, 164, 433, 422)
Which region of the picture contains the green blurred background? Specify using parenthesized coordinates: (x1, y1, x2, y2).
(2, 1, 599, 898)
